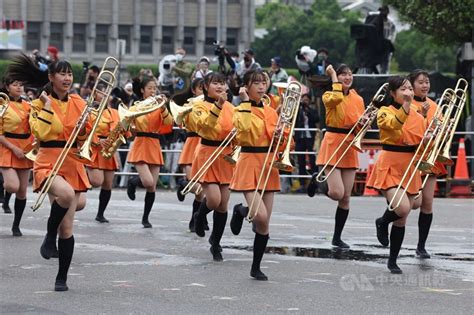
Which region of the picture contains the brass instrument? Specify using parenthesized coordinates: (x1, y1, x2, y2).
(387, 82, 465, 210)
(0, 92, 10, 117)
(31, 56, 119, 211)
(315, 83, 388, 183)
(247, 81, 302, 222)
(101, 96, 166, 159)
(169, 95, 204, 126)
(180, 128, 237, 196)
(24, 141, 39, 161)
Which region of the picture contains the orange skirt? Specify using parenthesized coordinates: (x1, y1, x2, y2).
(316, 131, 359, 169)
(88, 145, 119, 171)
(366, 150, 422, 195)
(0, 136, 34, 169)
(191, 143, 233, 185)
(230, 150, 280, 192)
(33, 147, 91, 192)
(178, 135, 201, 166)
(127, 136, 164, 166)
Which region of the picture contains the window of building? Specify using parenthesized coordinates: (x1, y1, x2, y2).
(50, 23, 64, 51)
(204, 27, 217, 55)
(26, 22, 41, 51)
(226, 28, 238, 53)
(95, 24, 109, 53)
(162, 26, 175, 54)
(140, 26, 153, 54)
(118, 25, 132, 54)
(73, 24, 87, 52)
(183, 27, 196, 55)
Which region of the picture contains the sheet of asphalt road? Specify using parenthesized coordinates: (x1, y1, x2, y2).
(0, 189, 472, 314)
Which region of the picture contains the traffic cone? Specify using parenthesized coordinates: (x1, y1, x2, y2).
(364, 150, 379, 196)
(450, 138, 471, 196)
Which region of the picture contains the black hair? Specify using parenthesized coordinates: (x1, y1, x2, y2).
(191, 78, 204, 94)
(132, 75, 156, 100)
(407, 69, 429, 86)
(6, 53, 72, 95)
(242, 69, 267, 87)
(90, 65, 100, 73)
(379, 75, 410, 106)
(335, 63, 352, 76)
(1, 75, 19, 94)
(301, 93, 311, 100)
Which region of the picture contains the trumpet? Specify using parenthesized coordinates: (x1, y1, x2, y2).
(0, 92, 10, 117)
(101, 96, 166, 159)
(169, 95, 204, 126)
(247, 81, 302, 222)
(180, 128, 237, 196)
(31, 56, 119, 211)
(387, 80, 466, 211)
(315, 83, 388, 183)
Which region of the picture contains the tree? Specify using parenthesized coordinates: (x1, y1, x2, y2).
(384, 0, 474, 45)
(253, 0, 360, 69)
(393, 29, 457, 72)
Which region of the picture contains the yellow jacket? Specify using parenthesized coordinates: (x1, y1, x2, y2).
(377, 104, 425, 146)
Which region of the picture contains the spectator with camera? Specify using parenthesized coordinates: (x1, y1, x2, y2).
(171, 48, 194, 105)
(79, 64, 100, 99)
(294, 93, 319, 192)
(236, 49, 261, 81)
(268, 56, 288, 95)
(192, 57, 213, 80)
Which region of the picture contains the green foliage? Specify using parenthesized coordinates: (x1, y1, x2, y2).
(253, 0, 360, 69)
(126, 64, 159, 78)
(384, 0, 474, 45)
(393, 29, 457, 72)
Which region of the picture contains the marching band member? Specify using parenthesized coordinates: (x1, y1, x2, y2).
(229, 69, 282, 280)
(367, 76, 425, 274)
(0, 76, 33, 236)
(307, 64, 365, 248)
(408, 69, 447, 259)
(126, 76, 172, 228)
(186, 72, 234, 261)
(176, 78, 207, 232)
(8, 54, 92, 291)
(86, 84, 122, 223)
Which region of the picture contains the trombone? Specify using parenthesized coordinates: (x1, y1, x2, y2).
(387, 83, 464, 210)
(180, 128, 237, 196)
(31, 56, 119, 211)
(0, 92, 10, 117)
(315, 83, 388, 183)
(247, 81, 302, 222)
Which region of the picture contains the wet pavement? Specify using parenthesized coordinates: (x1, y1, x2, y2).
(0, 189, 473, 314)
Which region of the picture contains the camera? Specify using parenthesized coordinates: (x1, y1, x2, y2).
(213, 41, 225, 57)
(163, 62, 171, 70)
(82, 61, 91, 71)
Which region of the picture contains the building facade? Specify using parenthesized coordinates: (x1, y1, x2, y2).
(1, 0, 255, 64)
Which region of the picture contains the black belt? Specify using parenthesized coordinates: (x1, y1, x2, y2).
(241, 146, 272, 153)
(326, 127, 351, 134)
(186, 132, 199, 137)
(136, 132, 161, 139)
(382, 144, 417, 152)
(40, 140, 76, 148)
(201, 138, 226, 147)
(4, 132, 31, 139)
(98, 136, 108, 139)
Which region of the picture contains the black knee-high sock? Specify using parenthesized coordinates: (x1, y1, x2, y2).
(252, 233, 269, 271)
(4, 191, 12, 206)
(389, 225, 405, 262)
(133, 176, 144, 188)
(418, 212, 433, 250)
(56, 236, 75, 282)
(211, 211, 227, 246)
(379, 208, 401, 225)
(13, 198, 26, 228)
(0, 179, 4, 200)
(47, 201, 69, 240)
(97, 189, 111, 217)
(193, 199, 201, 215)
(143, 191, 155, 222)
(333, 207, 349, 241)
